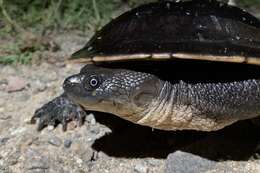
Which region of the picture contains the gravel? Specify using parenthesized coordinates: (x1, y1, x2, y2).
(48, 135, 62, 147)
(25, 148, 50, 170)
(64, 139, 72, 148)
(0, 137, 9, 146)
(134, 163, 149, 173)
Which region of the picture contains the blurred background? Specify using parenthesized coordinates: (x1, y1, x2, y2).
(0, 0, 260, 65)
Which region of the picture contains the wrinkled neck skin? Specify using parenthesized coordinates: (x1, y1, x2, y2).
(87, 79, 260, 132)
(130, 79, 260, 131)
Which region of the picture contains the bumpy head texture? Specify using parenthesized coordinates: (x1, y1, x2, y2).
(63, 64, 164, 123)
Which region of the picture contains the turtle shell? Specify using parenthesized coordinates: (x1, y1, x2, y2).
(71, 0, 260, 65)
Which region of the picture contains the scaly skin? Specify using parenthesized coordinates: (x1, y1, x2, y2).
(32, 64, 260, 131)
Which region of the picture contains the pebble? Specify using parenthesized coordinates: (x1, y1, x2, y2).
(0, 137, 9, 146)
(64, 139, 72, 148)
(0, 114, 11, 120)
(90, 126, 100, 135)
(86, 113, 96, 125)
(165, 151, 216, 173)
(87, 137, 94, 142)
(47, 125, 55, 131)
(6, 150, 21, 165)
(10, 127, 26, 135)
(6, 76, 28, 92)
(34, 80, 47, 93)
(0, 79, 8, 91)
(134, 163, 149, 173)
(0, 107, 4, 113)
(90, 151, 99, 161)
(48, 136, 62, 147)
(24, 117, 32, 124)
(25, 149, 49, 170)
(146, 159, 161, 167)
(76, 157, 83, 166)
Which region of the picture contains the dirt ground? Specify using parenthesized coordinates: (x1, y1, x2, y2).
(0, 31, 260, 173)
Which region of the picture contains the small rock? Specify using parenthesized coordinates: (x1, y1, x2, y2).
(48, 136, 62, 147)
(23, 137, 40, 146)
(86, 113, 96, 125)
(25, 148, 49, 170)
(47, 125, 55, 131)
(0, 166, 11, 173)
(97, 151, 110, 159)
(64, 139, 72, 148)
(89, 126, 100, 135)
(146, 159, 161, 167)
(6, 76, 28, 92)
(87, 137, 94, 142)
(34, 80, 47, 93)
(0, 137, 9, 146)
(10, 127, 26, 135)
(0, 114, 11, 120)
(6, 150, 21, 165)
(76, 157, 83, 166)
(0, 79, 8, 91)
(134, 163, 149, 173)
(0, 107, 4, 113)
(73, 144, 95, 162)
(165, 151, 216, 173)
(90, 151, 99, 161)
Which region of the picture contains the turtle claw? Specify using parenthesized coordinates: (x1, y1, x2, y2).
(31, 94, 87, 131)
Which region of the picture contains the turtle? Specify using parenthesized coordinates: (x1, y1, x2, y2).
(31, 0, 260, 132)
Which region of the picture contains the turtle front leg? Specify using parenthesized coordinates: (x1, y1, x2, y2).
(31, 93, 87, 131)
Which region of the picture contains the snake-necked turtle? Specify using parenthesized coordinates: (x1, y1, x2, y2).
(31, 0, 260, 131)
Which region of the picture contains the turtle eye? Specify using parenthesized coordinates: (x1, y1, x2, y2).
(89, 78, 99, 87)
(84, 75, 100, 90)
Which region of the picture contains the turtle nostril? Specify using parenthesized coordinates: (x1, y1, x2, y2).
(63, 78, 72, 90)
(63, 75, 81, 90)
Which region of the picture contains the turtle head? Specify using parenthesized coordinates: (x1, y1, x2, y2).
(63, 64, 164, 119)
